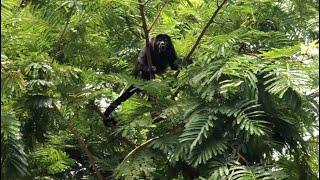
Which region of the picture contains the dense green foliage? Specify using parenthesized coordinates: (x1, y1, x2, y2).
(1, 0, 319, 179)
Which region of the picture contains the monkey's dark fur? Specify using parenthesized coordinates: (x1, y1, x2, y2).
(133, 34, 178, 79)
(103, 34, 179, 127)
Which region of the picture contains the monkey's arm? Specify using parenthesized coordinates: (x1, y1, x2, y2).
(168, 55, 179, 70)
(167, 45, 179, 70)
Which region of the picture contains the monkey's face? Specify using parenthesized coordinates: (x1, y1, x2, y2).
(154, 34, 171, 53)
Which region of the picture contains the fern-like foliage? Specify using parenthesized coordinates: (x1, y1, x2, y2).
(188, 139, 228, 166)
(149, 135, 179, 155)
(115, 149, 165, 179)
(179, 113, 216, 152)
(200, 159, 288, 180)
(263, 62, 312, 98)
(226, 164, 287, 180)
(29, 146, 74, 175)
(1, 109, 30, 179)
(1, 55, 26, 97)
(232, 101, 269, 136)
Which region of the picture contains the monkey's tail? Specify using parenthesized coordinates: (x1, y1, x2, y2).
(103, 85, 140, 127)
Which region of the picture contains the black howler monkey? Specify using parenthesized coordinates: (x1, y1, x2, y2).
(133, 34, 179, 79)
(103, 34, 179, 127)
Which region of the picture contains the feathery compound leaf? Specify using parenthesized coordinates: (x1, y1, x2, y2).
(227, 164, 287, 180)
(188, 139, 228, 166)
(263, 62, 312, 98)
(204, 158, 238, 179)
(1, 70, 26, 96)
(169, 142, 191, 165)
(180, 113, 216, 152)
(148, 135, 178, 155)
(1, 0, 15, 20)
(260, 45, 300, 59)
(233, 100, 270, 136)
(30, 147, 74, 175)
(1, 110, 30, 177)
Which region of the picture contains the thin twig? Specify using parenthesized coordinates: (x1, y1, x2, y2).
(184, 0, 228, 63)
(53, 6, 75, 61)
(147, 0, 168, 32)
(120, 123, 184, 164)
(143, 0, 152, 6)
(121, 137, 159, 164)
(123, 16, 144, 39)
(172, 0, 228, 95)
(236, 152, 249, 165)
(52, 103, 104, 180)
(230, 144, 249, 166)
(235, 145, 249, 165)
(129, 28, 144, 40)
(121, 14, 143, 28)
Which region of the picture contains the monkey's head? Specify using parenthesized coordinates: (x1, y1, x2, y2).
(152, 34, 173, 54)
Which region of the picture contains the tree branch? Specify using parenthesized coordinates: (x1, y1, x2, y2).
(52, 103, 104, 180)
(121, 137, 159, 164)
(143, 0, 152, 6)
(184, 0, 228, 63)
(235, 145, 249, 165)
(236, 152, 249, 165)
(230, 144, 249, 166)
(122, 16, 144, 40)
(147, 0, 168, 32)
(172, 0, 228, 98)
(120, 123, 185, 164)
(138, 0, 155, 80)
(53, 5, 75, 61)
(103, 85, 140, 120)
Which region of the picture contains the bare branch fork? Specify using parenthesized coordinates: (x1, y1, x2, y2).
(52, 103, 104, 180)
(234, 145, 249, 165)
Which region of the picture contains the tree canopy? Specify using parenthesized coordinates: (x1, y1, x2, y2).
(1, 0, 319, 179)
